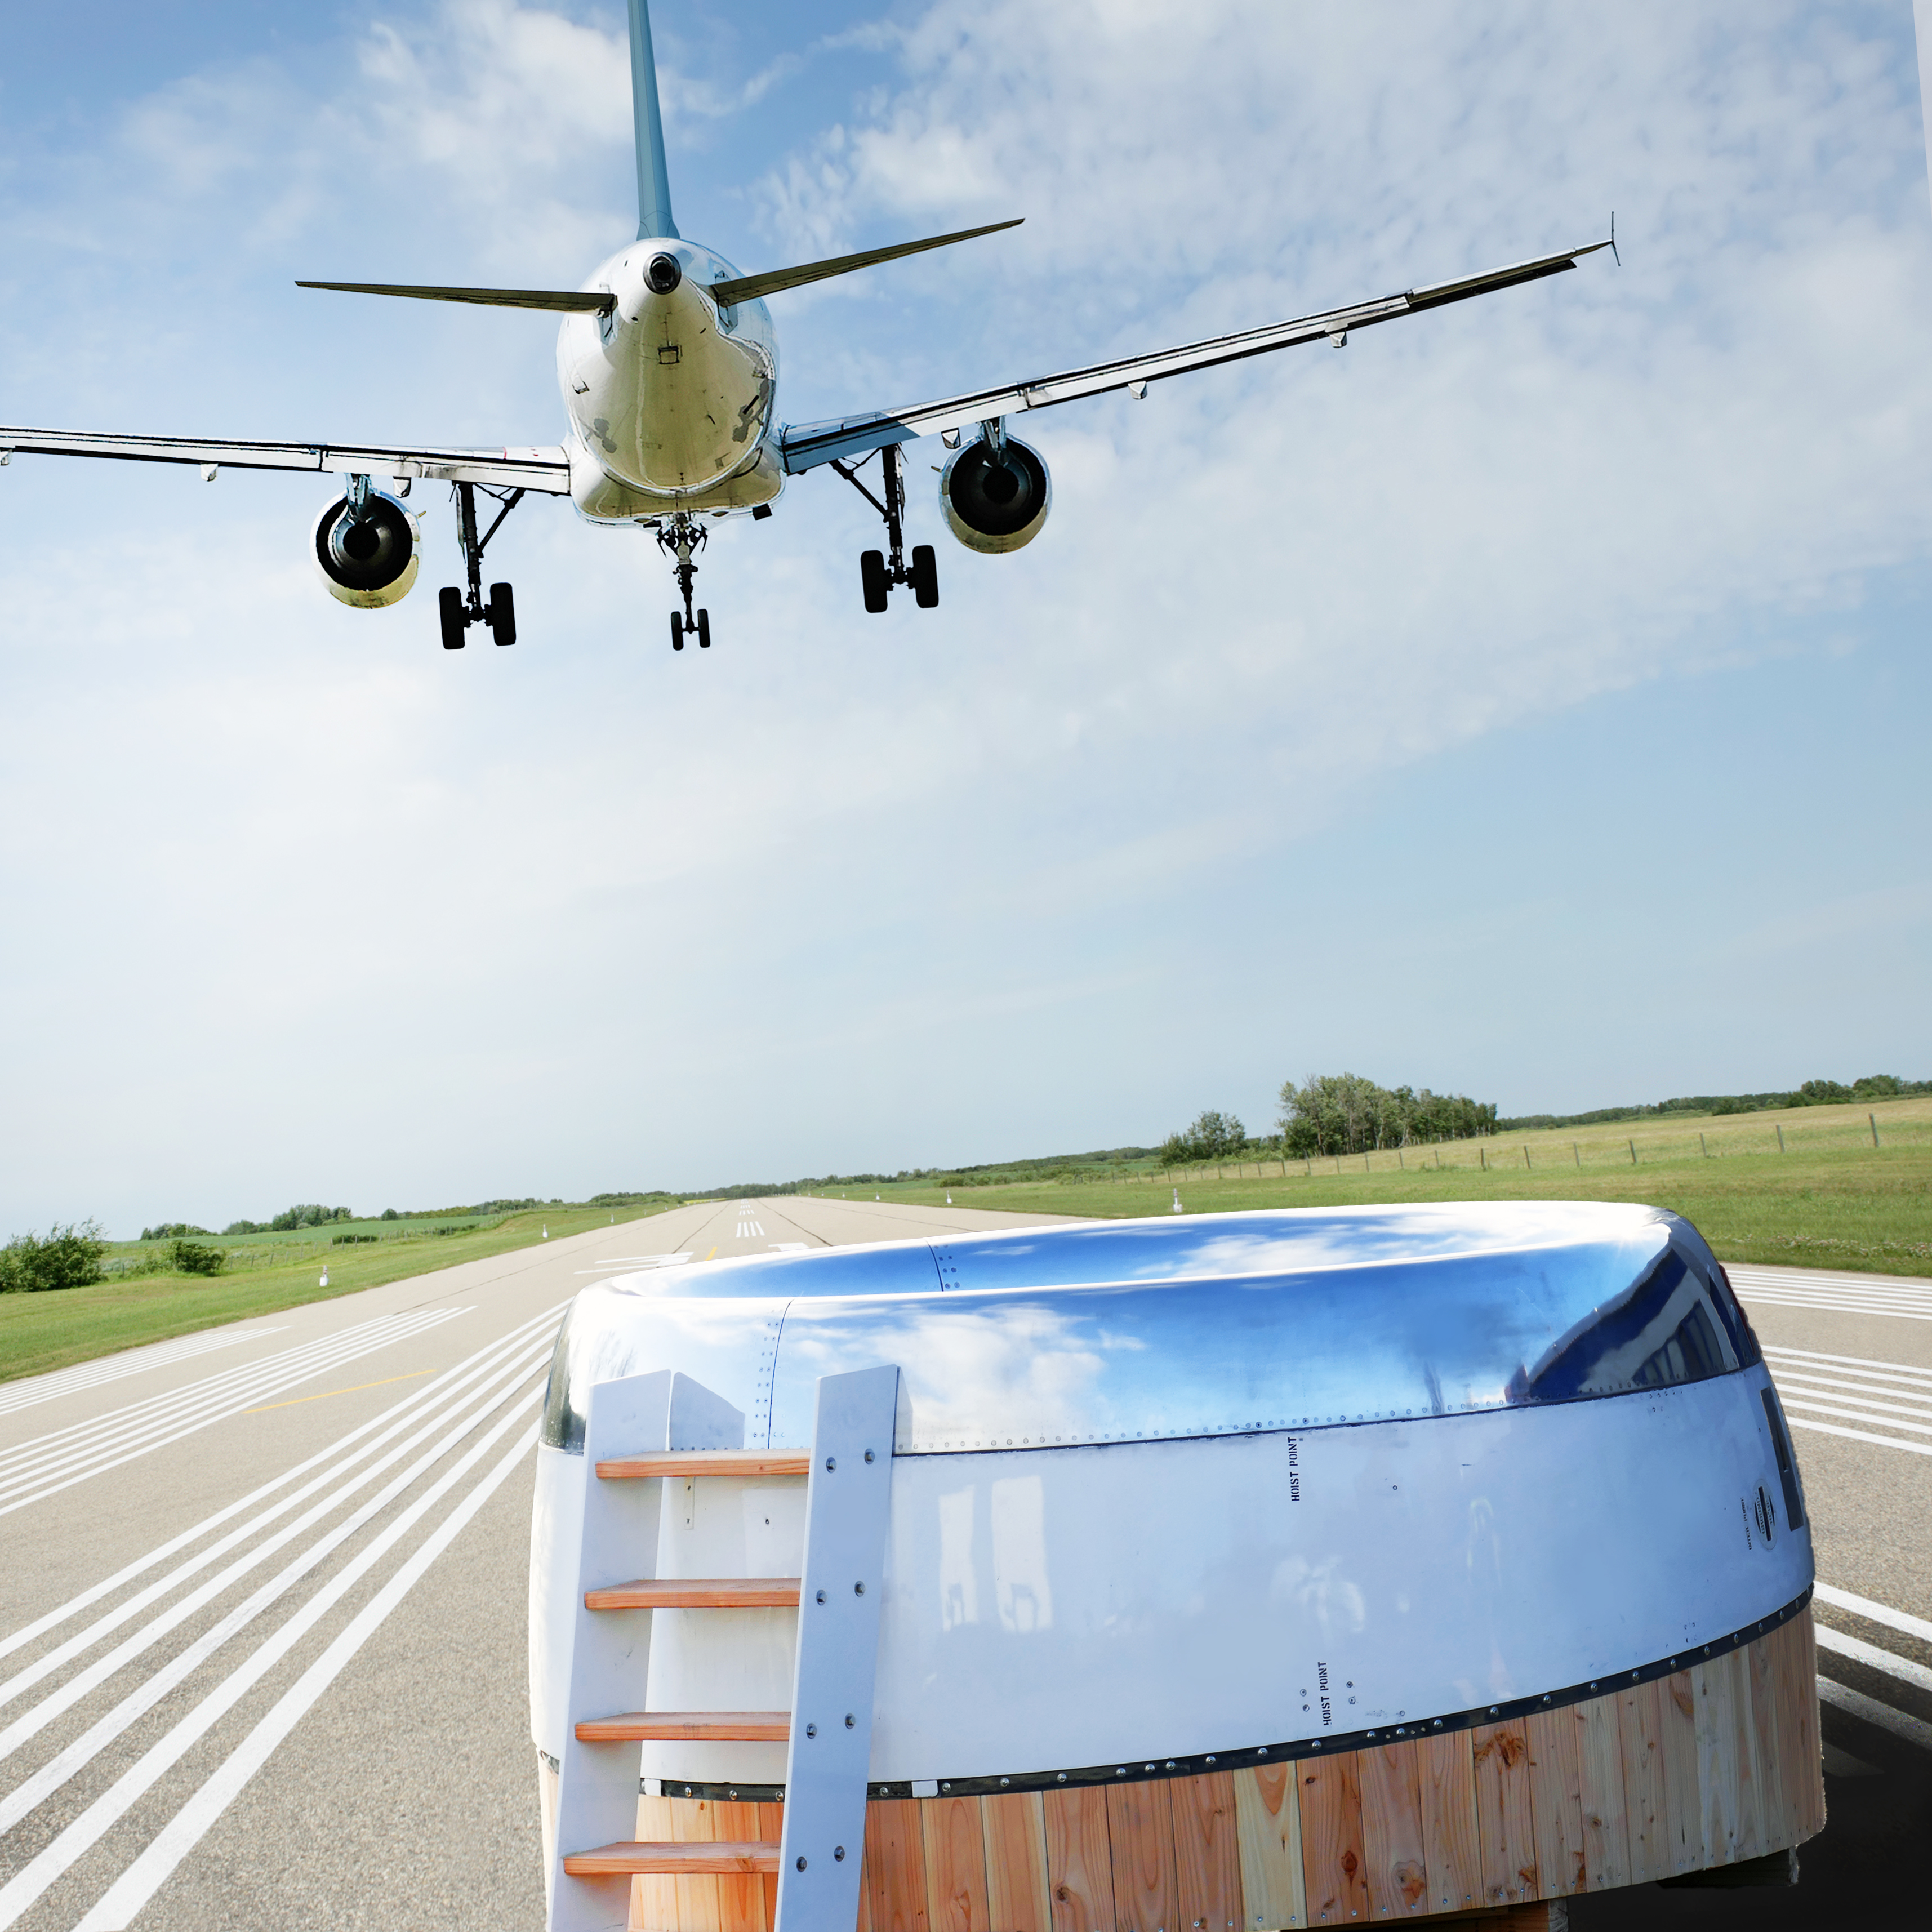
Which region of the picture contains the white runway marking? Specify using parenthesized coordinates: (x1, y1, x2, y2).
(1809, 1581, 1932, 1757)
(574, 1253, 692, 1272)
(0, 1306, 562, 1932)
(1731, 1264, 1932, 1321)
(0, 1306, 469, 1519)
(734, 1218, 765, 1238)
(0, 1325, 290, 1417)
(1765, 1346, 1932, 1459)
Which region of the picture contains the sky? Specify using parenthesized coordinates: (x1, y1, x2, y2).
(2, 1, 1930, 1236)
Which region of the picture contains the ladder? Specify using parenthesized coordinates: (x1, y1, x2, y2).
(550, 1364, 901, 1932)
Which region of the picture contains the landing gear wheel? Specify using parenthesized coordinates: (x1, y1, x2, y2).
(909, 544, 939, 609)
(696, 608, 711, 649)
(670, 612, 685, 651)
(439, 586, 466, 651)
(860, 549, 889, 613)
(487, 582, 515, 646)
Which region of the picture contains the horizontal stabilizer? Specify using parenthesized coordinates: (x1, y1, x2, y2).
(296, 280, 614, 315)
(709, 219, 1022, 308)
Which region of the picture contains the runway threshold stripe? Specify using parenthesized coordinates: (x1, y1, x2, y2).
(0, 1328, 556, 1743)
(1815, 1676, 1932, 1753)
(1786, 1415, 1932, 1458)
(0, 1349, 552, 1827)
(0, 1303, 565, 1670)
(1814, 1581, 1932, 1646)
(1775, 1395, 1932, 1435)
(70, 1421, 539, 1932)
(0, 1402, 540, 1932)
(1764, 1345, 1932, 1382)
(1814, 1624, 1932, 1696)
(0, 1327, 291, 1417)
(0, 1309, 471, 1517)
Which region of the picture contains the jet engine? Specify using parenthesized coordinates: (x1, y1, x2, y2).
(311, 486, 422, 608)
(938, 429, 1050, 554)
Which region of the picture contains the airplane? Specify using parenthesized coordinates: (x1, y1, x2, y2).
(0, 3, 1610, 654)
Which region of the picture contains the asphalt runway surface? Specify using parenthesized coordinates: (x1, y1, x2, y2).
(0, 1211, 1926, 1930)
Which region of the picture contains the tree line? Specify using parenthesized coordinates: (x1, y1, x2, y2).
(1162, 1074, 1498, 1166)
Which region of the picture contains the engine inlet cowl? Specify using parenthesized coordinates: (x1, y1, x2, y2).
(311, 489, 421, 608)
(938, 434, 1050, 554)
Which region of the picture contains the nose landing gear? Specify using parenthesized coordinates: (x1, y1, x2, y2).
(833, 442, 939, 614)
(439, 480, 523, 649)
(657, 513, 711, 648)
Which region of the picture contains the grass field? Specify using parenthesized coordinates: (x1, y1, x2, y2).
(0, 1201, 676, 1387)
(840, 1097, 1932, 1276)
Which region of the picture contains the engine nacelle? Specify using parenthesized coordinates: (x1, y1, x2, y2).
(311, 488, 422, 608)
(938, 432, 1050, 554)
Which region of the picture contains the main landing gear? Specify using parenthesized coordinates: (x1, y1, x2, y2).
(832, 442, 938, 615)
(658, 513, 710, 649)
(439, 480, 523, 649)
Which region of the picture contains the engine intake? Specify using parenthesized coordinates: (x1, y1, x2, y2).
(939, 433, 1050, 554)
(311, 488, 421, 608)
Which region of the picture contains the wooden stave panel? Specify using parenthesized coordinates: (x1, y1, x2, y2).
(1043, 1784, 1115, 1932)
(711, 1800, 769, 1932)
(1570, 1695, 1629, 1892)
(1657, 1670, 1704, 1878)
(1106, 1775, 1178, 1932)
(1358, 1740, 1428, 1920)
(924, 1795, 992, 1932)
(1613, 1679, 1668, 1885)
(630, 1792, 683, 1932)
(1297, 1753, 1370, 1926)
(1418, 1730, 1481, 1917)
(758, 1801, 784, 1932)
(1523, 1711, 1584, 1900)
(1470, 1723, 1537, 1908)
(1170, 1771, 1242, 1932)
(1232, 1764, 1304, 1930)
(983, 1791, 1053, 1932)
(869, 1798, 934, 1932)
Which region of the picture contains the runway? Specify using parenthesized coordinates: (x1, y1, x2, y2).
(0, 1213, 1925, 1929)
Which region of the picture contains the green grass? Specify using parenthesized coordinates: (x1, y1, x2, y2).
(0, 1202, 679, 1386)
(842, 1097, 1932, 1277)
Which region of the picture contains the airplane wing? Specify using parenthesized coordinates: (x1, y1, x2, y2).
(0, 427, 571, 493)
(777, 237, 1612, 474)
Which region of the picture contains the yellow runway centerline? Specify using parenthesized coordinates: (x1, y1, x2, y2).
(244, 1369, 432, 1414)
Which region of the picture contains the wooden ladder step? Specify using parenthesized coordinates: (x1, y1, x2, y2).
(585, 1575, 801, 1610)
(563, 1841, 780, 1878)
(576, 1710, 790, 1743)
(596, 1449, 812, 1480)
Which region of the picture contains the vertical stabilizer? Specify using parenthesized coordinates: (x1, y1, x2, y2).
(627, 0, 679, 241)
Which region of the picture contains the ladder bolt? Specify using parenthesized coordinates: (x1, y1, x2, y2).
(845, 1714, 856, 1728)
(826, 1456, 836, 1471)
(854, 1582, 865, 1595)
(797, 1857, 808, 1871)
(817, 1590, 826, 1603)
(807, 1723, 818, 1737)
(864, 1449, 875, 1462)
(835, 1846, 847, 1861)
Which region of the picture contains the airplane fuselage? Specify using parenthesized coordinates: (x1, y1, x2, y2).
(556, 238, 783, 524)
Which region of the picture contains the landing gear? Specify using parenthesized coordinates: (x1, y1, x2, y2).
(833, 442, 939, 615)
(440, 481, 524, 648)
(657, 513, 714, 648)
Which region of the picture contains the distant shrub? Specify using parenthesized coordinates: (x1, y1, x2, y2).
(380, 1208, 400, 1221)
(331, 1234, 378, 1245)
(171, 1240, 226, 1276)
(222, 1219, 266, 1235)
(0, 1221, 109, 1293)
(140, 1222, 210, 1241)
(268, 1204, 355, 1231)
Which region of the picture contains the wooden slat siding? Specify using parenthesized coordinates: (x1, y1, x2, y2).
(1232, 1763, 1303, 1930)
(1297, 1753, 1370, 1927)
(630, 1792, 682, 1932)
(1690, 1655, 1740, 1868)
(1170, 1771, 1241, 1932)
(1790, 1613, 1827, 1838)
(868, 1797, 933, 1932)
(1522, 1712, 1584, 1900)
(759, 1801, 785, 1932)
(1106, 1775, 1178, 1932)
(983, 1791, 1053, 1932)
(1417, 1731, 1480, 1916)
(1722, 1647, 1765, 1864)
(711, 1800, 771, 1932)
(1469, 1724, 1537, 1908)
(1657, 1670, 1703, 1877)
(671, 1793, 726, 1932)
(597, 1450, 812, 1479)
(925, 1795, 992, 1932)
(1745, 1628, 1789, 1852)
(1613, 1680, 1667, 1885)
(587, 1579, 803, 1610)
(1570, 1694, 1629, 1891)
(1043, 1784, 1115, 1932)
(1357, 1740, 1428, 1920)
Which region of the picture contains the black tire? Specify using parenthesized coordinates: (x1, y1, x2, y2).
(910, 544, 939, 609)
(439, 586, 466, 651)
(697, 608, 711, 649)
(488, 582, 516, 647)
(671, 612, 684, 651)
(860, 549, 889, 613)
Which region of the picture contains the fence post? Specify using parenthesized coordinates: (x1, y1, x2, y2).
(1628, 1138, 1637, 1165)
(1523, 1145, 1532, 1169)
(1573, 1141, 1580, 1168)
(1700, 1132, 1707, 1157)
(1480, 1146, 1486, 1171)
(1777, 1124, 1785, 1154)
(1871, 1112, 1881, 1148)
